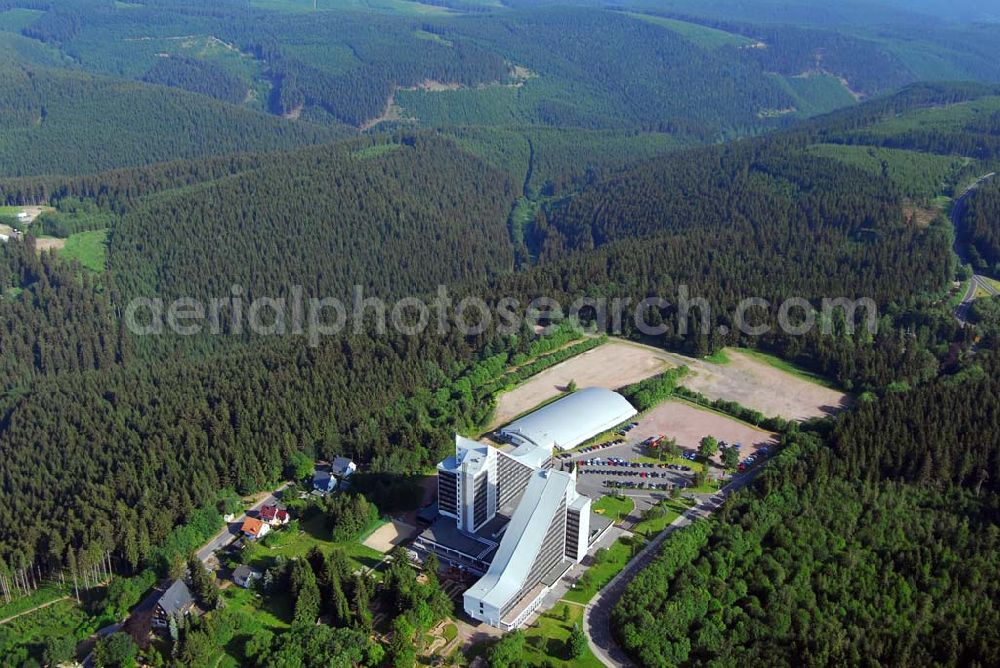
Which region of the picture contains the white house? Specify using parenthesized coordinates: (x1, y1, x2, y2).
(260, 504, 290, 526)
(313, 471, 337, 494)
(331, 457, 357, 478)
(232, 564, 262, 589)
(241, 517, 271, 541)
(15, 212, 30, 223)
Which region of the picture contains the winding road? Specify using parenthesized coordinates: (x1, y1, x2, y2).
(952, 173, 997, 325)
(582, 173, 1000, 667)
(583, 467, 765, 667)
(195, 483, 289, 564)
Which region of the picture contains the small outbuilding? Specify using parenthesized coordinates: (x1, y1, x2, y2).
(232, 564, 262, 589)
(331, 457, 357, 478)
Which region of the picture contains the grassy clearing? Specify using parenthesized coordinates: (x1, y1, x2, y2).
(632, 499, 690, 537)
(0, 598, 100, 662)
(220, 585, 290, 632)
(704, 349, 730, 364)
(61, 229, 108, 272)
(244, 513, 384, 574)
(866, 96, 1000, 137)
(562, 539, 633, 605)
(508, 196, 540, 250)
(806, 143, 971, 200)
(774, 74, 857, 117)
(592, 495, 634, 522)
(732, 348, 840, 390)
(948, 279, 972, 309)
(0, 583, 69, 621)
(353, 143, 402, 160)
(413, 29, 453, 46)
(521, 602, 604, 668)
(621, 12, 750, 49)
(0, 8, 43, 32)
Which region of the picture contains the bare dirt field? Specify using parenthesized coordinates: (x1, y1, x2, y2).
(488, 340, 674, 429)
(363, 519, 419, 554)
(669, 348, 850, 421)
(632, 399, 777, 466)
(33, 237, 66, 252)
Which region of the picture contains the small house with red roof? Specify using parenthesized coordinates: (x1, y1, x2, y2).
(260, 504, 290, 526)
(241, 516, 270, 541)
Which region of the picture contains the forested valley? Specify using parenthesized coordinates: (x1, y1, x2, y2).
(0, 81, 993, 579)
(0, 2, 998, 665)
(612, 351, 1000, 666)
(0, 61, 341, 177)
(958, 178, 1000, 276)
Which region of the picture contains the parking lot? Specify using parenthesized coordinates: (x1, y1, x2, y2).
(557, 399, 778, 501)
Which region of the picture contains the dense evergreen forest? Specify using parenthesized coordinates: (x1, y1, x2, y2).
(141, 55, 249, 105)
(0, 3, 998, 664)
(3, 0, 997, 141)
(958, 178, 1000, 276)
(612, 352, 1000, 666)
(0, 83, 988, 574)
(107, 135, 515, 307)
(0, 61, 341, 177)
(0, 237, 125, 397)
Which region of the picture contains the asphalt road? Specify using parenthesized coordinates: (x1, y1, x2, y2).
(582, 466, 764, 667)
(952, 173, 997, 325)
(196, 483, 289, 564)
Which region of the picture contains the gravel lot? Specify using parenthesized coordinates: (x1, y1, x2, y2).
(489, 340, 673, 429)
(670, 348, 850, 421)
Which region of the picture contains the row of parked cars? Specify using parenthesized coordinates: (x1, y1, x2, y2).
(581, 457, 693, 472)
(616, 421, 640, 436)
(737, 445, 770, 472)
(556, 431, 632, 459)
(604, 480, 685, 491)
(584, 468, 675, 479)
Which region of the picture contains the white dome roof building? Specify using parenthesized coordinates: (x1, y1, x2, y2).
(498, 387, 638, 451)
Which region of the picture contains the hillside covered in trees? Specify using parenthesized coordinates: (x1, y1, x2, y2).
(3, 0, 998, 141)
(0, 83, 992, 576)
(0, 3, 998, 664)
(107, 135, 515, 307)
(612, 352, 1000, 665)
(0, 61, 341, 177)
(958, 178, 1000, 276)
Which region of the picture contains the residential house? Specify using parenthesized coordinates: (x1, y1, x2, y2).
(241, 517, 271, 541)
(260, 504, 290, 526)
(232, 564, 262, 589)
(16, 212, 30, 223)
(313, 471, 337, 494)
(151, 579, 195, 629)
(331, 457, 358, 479)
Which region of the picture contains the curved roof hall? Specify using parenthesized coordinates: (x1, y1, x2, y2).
(498, 387, 637, 451)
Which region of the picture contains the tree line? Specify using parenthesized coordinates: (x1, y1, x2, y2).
(612, 349, 1000, 665)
